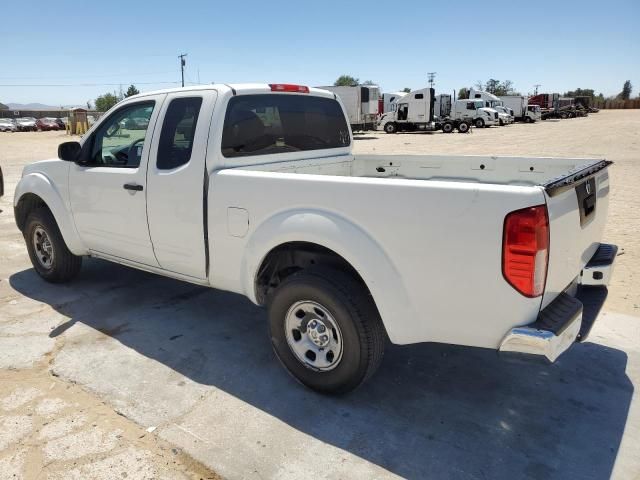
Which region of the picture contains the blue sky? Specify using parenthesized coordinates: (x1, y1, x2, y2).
(2, 0, 639, 105)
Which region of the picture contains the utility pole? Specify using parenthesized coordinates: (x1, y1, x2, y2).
(533, 84, 541, 95)
(178, 53, 187, 87)
(427, 72, 436, 89)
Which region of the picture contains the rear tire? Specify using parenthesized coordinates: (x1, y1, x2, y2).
(267, 267, 385, 394)
(442, 122, 454, 133)
(474, 118, 485, 128)
(457, 121, 470, 133)
(24, 208, 82, 283)
(384, 122, 397, 134)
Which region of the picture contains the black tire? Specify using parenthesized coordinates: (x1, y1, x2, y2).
(442, 122, 454, 133)
(524, 116, 532, 123)
(474, 118, 485, 128)
(267, 267, 385, 394)
(383, 122, 397, 134)
(499, 119, 504, 126)
(457, 121, 470, 133)
(24, 208, 82, 283)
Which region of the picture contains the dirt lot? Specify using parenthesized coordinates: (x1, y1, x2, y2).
(0, 110, 639, 480)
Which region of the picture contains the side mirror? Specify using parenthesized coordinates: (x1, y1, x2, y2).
(58, 141, 81, 162)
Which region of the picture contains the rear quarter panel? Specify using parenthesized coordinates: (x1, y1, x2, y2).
(208, 170, 547, 349)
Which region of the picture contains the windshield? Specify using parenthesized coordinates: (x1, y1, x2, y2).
(222, 94, 350, 158)
(491, 100, 503, 108)
(474, 101, 484, 109)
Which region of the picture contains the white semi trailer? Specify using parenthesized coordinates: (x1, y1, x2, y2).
(316, 85, 380, 131)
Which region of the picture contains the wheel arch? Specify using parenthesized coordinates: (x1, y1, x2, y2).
(243, 209, 414, 344)
(14, 173, 87, 255)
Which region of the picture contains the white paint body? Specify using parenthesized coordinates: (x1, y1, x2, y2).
(14, 84, 611, 350)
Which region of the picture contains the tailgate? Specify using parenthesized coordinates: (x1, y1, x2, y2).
(541, 160, 612, 308)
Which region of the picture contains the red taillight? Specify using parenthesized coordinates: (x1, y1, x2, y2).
(502, 205, 549, 297)
(269, 84, 309, 93)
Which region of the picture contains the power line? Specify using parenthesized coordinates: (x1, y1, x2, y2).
(427, 72, 436, 88)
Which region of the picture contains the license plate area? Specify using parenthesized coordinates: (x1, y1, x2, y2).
(575, 178, 597, 227)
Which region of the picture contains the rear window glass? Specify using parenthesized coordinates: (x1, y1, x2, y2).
(221, 94, 350, 158)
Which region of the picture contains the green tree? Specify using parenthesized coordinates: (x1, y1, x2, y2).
(402, 87, 411, 93)
(457, 88, 469, 99)
(564, 88, 595, 97)
(362, 80, 376, 85)
(619, 80, 632, 100)
(334, 75, 359, 86)
(125, 84, 140, 97)
(94, 92, 119, 112)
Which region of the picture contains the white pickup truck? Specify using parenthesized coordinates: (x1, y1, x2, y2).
(14, 83, 616, 393)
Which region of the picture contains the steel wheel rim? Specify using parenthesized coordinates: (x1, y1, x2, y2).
(284, 300, 344, 371)
(32, 225, 54, 269)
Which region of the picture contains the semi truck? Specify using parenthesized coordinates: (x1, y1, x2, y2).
(377, 88, 471, 133)
(315, 85, 380, 131)
(468, 89, 513, 125)
(14, 82, 616, 393)
(451, 99, 499, 128)
(500, 95, 541, 123)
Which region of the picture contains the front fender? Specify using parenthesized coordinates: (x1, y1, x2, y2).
(14, 172, 87, 255)
(242, 209, 414, 344)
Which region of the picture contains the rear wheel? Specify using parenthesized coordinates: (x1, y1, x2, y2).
(25, 208, 82, 283)
(442, 122, 454, 133)
(268, 268, 385, 394)
(474, 118, 485, 128)
(384, 122, 397, 134)
(457, 121, 470, 133)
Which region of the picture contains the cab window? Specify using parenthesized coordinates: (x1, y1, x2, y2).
(88, 102, 155, 168)
(222, 94, 350, 158)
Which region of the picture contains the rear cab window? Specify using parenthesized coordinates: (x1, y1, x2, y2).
(221, 94, 350, 158)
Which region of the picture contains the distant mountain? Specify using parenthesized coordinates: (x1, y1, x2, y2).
(5, 102, 83, 110)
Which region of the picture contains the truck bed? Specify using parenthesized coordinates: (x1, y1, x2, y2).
(214, 154, 611, 349)
(237, 153, 601, 188)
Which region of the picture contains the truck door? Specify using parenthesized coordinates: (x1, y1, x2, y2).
(146, 91, 217, 280)
(68, 95, 165, 266)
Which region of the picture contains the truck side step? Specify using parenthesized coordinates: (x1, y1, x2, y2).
(575, 286, 608, 342)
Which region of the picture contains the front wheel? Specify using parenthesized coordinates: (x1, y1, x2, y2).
(474, 118, 485, 128)
(268, 268, 385, 394)
(383, 122, 397, 134)
(25, 208, 82, 283)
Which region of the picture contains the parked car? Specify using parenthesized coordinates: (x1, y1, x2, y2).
(45, 117, 66, 130)
(0, 118, 18, 132)
(14, 83, 617, 394)
(16, 117, 38, 132)
(36, 118, 61, 131)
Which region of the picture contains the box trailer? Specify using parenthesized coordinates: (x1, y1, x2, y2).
(316, 85, 380, 131)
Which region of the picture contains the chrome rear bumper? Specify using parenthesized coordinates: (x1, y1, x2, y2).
(499, 293, 583, 362)
(499, 243, 617, 362)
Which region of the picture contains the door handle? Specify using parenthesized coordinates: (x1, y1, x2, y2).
(123, 183, 143, 191)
